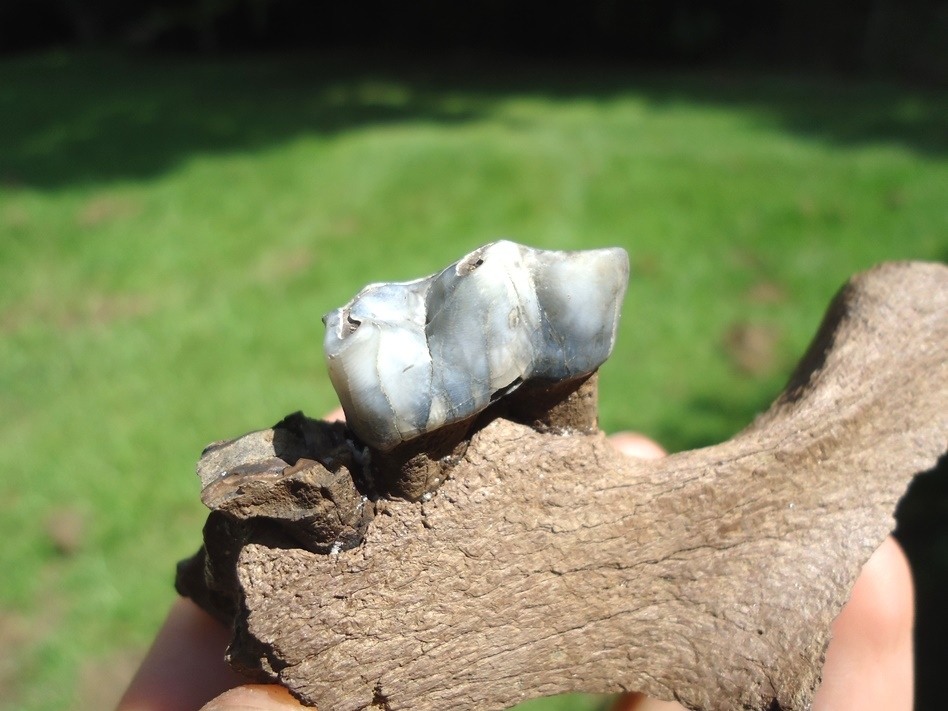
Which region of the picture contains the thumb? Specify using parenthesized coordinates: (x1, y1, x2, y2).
(200, 686, 306, 711)
(607, 431, 667, 459)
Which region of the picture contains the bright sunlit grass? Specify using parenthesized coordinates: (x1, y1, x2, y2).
(0, 51, 945, 710)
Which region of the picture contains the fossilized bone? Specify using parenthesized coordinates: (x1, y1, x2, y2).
(177, 246, 948, 711)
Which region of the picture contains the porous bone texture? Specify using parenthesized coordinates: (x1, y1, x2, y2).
(323, 241, 629, 451)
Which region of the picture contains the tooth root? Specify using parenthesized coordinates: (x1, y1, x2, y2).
(322, 240, 629, 451)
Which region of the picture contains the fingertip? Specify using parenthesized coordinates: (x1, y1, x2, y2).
(200, 685, 305, 711)
(610, 692, 686, 711)
(117, 597, 244, 711)
(608, 432, 667, 460)
(812, 535, 914, 711)
(324, 406, 346, 423)
(840, 536, 914, 650)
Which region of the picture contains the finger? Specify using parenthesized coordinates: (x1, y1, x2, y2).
(811, 535, 914, 711)
(325, 406, 346, 423)
(200, 685, 305, 711)
(116, 597, 245, 711)
(610, 691, 685, 711)
(607, 432, 667, 460)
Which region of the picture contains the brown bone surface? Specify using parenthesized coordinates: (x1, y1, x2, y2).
(177, 261, 948, 711)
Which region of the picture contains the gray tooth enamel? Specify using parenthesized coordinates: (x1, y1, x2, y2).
(323, 279, 433, 443)
(425, 241, 540, 422)
(323, 240, 629, 451)
(532, 249, 627, 379)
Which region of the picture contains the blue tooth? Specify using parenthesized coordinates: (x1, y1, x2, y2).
(323, 241, 629, 451)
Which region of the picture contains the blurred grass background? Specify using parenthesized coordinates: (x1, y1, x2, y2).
(0, 50, 946, 710)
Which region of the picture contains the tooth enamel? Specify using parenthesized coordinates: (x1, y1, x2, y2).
(323, 240, 629, 451)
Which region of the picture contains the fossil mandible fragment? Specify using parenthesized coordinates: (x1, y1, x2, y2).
(322, 240, 629, 451)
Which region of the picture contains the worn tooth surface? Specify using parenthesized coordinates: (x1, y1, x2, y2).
(323, 240, 629, 451)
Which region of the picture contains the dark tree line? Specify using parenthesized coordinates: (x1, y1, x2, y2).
(2, 0, 946, 78)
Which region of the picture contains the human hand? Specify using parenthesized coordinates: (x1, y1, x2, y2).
(603, 436, 914, 711)
(116, 423, 913, 711)
(609, 538, 913, 711)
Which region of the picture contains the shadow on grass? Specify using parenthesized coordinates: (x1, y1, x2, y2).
(1, 49, 946, 190)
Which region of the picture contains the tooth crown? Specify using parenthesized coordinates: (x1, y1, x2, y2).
(323, 240, 629, 451)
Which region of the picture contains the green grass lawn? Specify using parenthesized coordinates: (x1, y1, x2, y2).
(0, 50, 946, 711)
